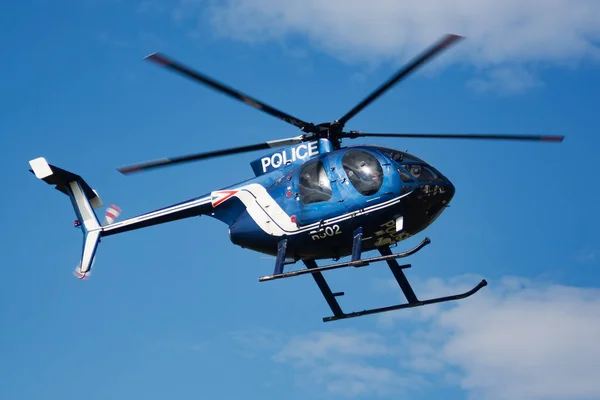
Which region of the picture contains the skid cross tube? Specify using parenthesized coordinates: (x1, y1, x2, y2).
(258, 237, 431, 282)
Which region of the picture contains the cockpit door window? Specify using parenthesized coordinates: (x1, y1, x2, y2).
(341, 150, 384, 196)
(299, 160, 333, 204)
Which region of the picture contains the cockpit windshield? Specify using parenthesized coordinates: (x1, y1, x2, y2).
(403, 164, 441, 182)
(373, 146, 445, 184)
(373, 146, 427, 164)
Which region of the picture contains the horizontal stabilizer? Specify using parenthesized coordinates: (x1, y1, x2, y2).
(29, 157, 103, 209)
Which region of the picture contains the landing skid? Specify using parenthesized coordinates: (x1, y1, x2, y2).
(258, 237, 431, 282)
(259, 237, 487, 322)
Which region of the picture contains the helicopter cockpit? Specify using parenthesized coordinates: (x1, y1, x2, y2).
(294, 149, 388, 225)
(373, 146, 447, 185)
(297, 146, 451, 211)
(298, 149, 387, 206)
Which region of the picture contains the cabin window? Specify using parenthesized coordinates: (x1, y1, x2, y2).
(299, 161, 332, 204)
(342, 150, 384, 196)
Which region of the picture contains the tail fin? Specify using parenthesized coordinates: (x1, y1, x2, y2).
(29, 157, 104, 279)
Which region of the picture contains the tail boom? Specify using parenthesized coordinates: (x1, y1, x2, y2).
(100, 196, 212, 237)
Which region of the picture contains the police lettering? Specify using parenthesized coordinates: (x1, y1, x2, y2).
(261, 141, 318, 172)
(373, 219, 410, 247)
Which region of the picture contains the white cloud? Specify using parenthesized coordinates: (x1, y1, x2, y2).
(204, 0, 600, 92)
(273, 330, 389, 365)
(429, 277, 600, 400)
(271, 330, 427, 397)
(246, 276, 600, 399)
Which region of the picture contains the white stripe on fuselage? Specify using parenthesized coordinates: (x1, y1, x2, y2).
(230, 186, 297, 236)
(220, 183, 412, 237)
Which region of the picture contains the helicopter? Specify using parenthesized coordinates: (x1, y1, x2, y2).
(29, 34, 564, 322)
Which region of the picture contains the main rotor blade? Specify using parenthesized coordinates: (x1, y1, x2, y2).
(337, 34, 463, 127)
(145, 52, 313, 132)
(350, 132, 565, 142)
(117, 136, 305, 175)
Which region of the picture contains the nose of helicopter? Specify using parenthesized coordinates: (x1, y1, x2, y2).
(420, 178, 455, 216)
(402, 176, 455, 235)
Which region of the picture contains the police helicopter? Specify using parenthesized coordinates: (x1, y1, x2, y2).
(29, 34, 564, 322)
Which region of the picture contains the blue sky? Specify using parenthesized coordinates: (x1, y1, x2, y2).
(1, 1, 600, 399)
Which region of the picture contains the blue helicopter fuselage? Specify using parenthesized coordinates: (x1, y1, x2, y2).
(207, 139, 455, 261)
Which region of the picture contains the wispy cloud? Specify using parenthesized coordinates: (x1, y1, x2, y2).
(200, 0, 600, 92)
(272, 330, 427, 397)
(467, 66, 544, 95)
(273, 330, 390, 365)
(236, 275, 600, 399)
(231, 328, 285, 350)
